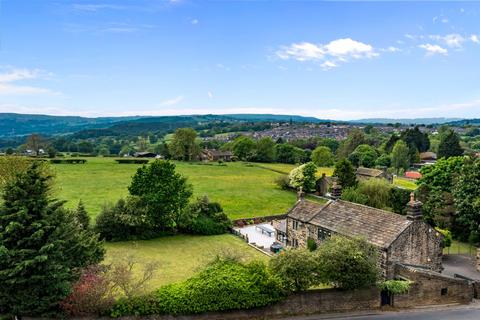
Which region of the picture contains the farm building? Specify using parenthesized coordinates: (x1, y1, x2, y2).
(275, 190, 443, 278)
(405, 171, 422, 180)
(356, 167, 393, 183)
(134, 152, 158, 158)
(419, 152, 437, 163)
(201, 149, 233, 162)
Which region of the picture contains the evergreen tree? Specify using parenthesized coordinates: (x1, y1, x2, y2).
(0, 163, 104, 317)
(333, 159, 357, 189)
(438, 129, 463, 159)
(74, 200, 90, 230)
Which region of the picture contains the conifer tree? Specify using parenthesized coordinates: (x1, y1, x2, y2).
(0, 163, 104, 317)
(74, 200, 90, 230)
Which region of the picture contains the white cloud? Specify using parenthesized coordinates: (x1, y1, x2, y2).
(207, 91, 213, 99)
(321, 61, 337, 70)
(430, 34, 465, 48)
(381, 46, 401, 53)
(276, 38, 377, 69)
(0, 67, 58, 95)
(324, 38, 377, 59)
(72, 4, 127, 12)
(191, 19, 199, 25)
(0, 68, 40, 82)
(160, 96, 184, 106)
(471, 34, 480, 44)
(276, 42, 325, 61)
(418, 43, 448, 55)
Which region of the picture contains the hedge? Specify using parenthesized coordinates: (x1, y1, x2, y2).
(110, 260, 285, 317)
(115, 159, 150, 164)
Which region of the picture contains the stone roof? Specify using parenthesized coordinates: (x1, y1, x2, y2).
(419, 152, 437, 161)
(287, 200, 412, 249)
(356, 167, 384, 178)
(203, 149, 233, 157)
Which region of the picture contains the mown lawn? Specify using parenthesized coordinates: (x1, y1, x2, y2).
(252, 162, 334, 177)
(393, 177, 418, 190)
(53, 157, 297, 219)
(104, 234, 267, 290)
(443, 240, 477, 256)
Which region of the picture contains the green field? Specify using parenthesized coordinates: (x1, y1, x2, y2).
(105, 234, 267, 290)
(393, 177, 418, 190)
(53, 158, 297, 219)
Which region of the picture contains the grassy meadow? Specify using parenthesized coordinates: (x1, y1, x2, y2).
(105, 234, 267, 290)
(53, 157, 298, 219)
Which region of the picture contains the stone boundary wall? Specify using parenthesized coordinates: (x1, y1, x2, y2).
(232, 214, 287, 227)
(114, 288, 381, 320)
(393, 264, 473, 308)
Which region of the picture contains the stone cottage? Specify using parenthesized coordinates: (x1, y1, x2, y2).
(356, 167, 393, 183)
(277, 191, 443, 278)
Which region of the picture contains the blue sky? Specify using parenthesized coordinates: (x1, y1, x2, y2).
(0, 1, 479, 120)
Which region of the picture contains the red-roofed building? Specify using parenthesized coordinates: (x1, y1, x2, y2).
(405, 171, 422, 180)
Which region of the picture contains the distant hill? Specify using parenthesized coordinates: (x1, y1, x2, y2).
(0, 113, 142, 137)
(353, 118, 463, 125)
(0, 113, 330, 138)
(445, 118, 480, 126)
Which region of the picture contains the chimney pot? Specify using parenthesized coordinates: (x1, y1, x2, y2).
(406, 192, 423, 221)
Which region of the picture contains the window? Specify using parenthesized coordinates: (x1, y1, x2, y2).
(292, 220, 299, 230)
(291, 239, 298, 247)
(317, 227, 331, 240)
(441, 288, 448, 296)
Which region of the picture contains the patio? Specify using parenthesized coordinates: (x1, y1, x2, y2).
(234, 222, 278, 251)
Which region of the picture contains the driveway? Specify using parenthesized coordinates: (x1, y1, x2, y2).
(442, 254, 480, 280)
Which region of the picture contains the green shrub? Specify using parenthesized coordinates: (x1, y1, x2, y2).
(109, 260, 284, 317)
(316, 235, 380, 290)
(269, 248, 320, 292)
(307, 238, 318, 252)
(435, 227, 452, 248)
(179, 196, 231, 235)
(379, 280, 412, 294)
(274, 174, 291, 190)
(95, 197, 157, 241)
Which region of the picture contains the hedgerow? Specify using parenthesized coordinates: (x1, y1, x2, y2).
(109, 260, 285, 317)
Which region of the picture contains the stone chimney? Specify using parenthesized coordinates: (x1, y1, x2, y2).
(331, 182, 342, 200)
(406, 192, 423, 221)
(297, 187, 305, 202)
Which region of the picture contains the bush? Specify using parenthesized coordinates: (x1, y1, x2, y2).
(435, 227, 452, 248)
(274, 174, 291, 190)
(95, 197, 157, 241)
(179, 196, 231, 235)
(316, 236, 380, 290)
(115, 159, 149, 164)
(61, 266, 114, 317)
(269, 248, 320, 292)
(379, 280, 412, 294)
(110, 260, 284, 317)
(307, 238, 318, 251)
(289, 162, 317, 192)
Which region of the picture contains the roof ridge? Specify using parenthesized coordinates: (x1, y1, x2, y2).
(336, 199, 407, 221)
(306, 199, 333, 223)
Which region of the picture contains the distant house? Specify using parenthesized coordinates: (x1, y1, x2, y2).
(201, 149, 233, 162)
(275, 190, 443, 278)
(134, 152, 157, 158)
(405, 171, 422, 180)
(356, 167, 393, 183)
(419, 152, 437, 164)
